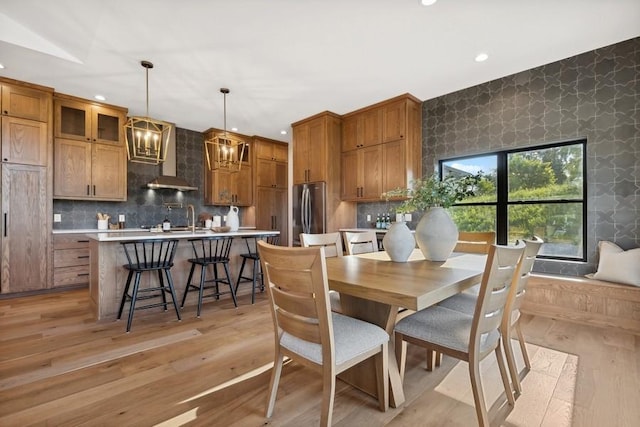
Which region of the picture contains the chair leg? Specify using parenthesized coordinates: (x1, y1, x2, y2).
(468, 354, 490, 427)
(223, 262, 238, 308)
(157, 270, 168, 310)
(197, 265, 206, 317)
(235, 256, 248, 294)
(320, 364, 336, 427)
(495, 340, 515, 406)
(250, 258, 259, 304)
(503, 323, 523, 396)
(181, 263, 197, 308)
(126, 272, 142, 333)
(374, 342, 389, 411)
(266, 350, 284, 418)
(514, 320, 531, 370)
(117, 270, 134, 320)
(164, 269, 181, 322)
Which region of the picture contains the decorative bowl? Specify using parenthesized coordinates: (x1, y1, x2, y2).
(211, 226, 231, 233)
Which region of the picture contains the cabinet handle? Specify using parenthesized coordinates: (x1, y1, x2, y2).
(3, 213, 6, 237)
(86, 185, 90, 195)
(3, 110, 7, 114)
(93, 185, 96, 195)
(77, 255, 90, 259)
(77, 240, 90, 243)
(77, 273, 90, 277)
(86, 137, 90, 141)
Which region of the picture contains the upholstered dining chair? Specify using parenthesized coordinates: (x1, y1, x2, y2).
(454, 231, 496, 254)
(394, 242, 525, 427)
(258, 241, 389, 426)
(439, 236, 544, 397)
(342, 230, 379, 255)
(300, 232, 344, 312)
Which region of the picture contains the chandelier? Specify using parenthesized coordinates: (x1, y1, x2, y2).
(124, 60, 173, 164)
(204, 88, 246, 171)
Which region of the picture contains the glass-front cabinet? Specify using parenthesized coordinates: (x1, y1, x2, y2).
(55, 98, 124, 145)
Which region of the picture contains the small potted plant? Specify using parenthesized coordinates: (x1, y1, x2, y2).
(382, 172, 480, 261)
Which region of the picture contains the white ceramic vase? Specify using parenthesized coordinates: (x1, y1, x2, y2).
(415, 207, 458, 261)
(382, 221, 415, 262)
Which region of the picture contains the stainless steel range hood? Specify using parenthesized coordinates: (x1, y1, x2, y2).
(146, 124, 198, 191)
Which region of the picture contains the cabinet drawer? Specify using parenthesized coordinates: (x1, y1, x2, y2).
(54, 248, 90, 267)
(53, 235, 91, 249)
(53, 265, 90, 287)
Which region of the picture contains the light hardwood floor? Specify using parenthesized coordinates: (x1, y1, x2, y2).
(1, 288, 638, 426)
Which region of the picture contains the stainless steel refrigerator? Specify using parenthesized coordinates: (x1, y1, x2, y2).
(292, 181, 326, 246)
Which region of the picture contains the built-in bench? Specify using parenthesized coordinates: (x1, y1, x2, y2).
(521, 273, 640, 335)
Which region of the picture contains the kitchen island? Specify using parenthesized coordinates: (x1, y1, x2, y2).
(86, 229, 279, 320)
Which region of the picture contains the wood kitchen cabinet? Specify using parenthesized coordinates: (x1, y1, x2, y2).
(255, 187, 288, 244)
(205, 166, 252, 206)
(340, 94, 422, 201)
(341, 108, 382, 152)
(53, 234, 90, 288)
(340, 144, 383, 200)
(253, 137, 288, 243)
(292, 112, 340, 184)
(53, 95, 127, 201)
(54, 138, 127, 201)
(1, 82, 50, 122)
(1, 164, 49, 293)
(54, 95, 125, 145)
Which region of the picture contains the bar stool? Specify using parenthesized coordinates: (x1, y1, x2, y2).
(117, 239, 181, 333)
(235, 234, 280, 304)
(181, 236, 238, 317)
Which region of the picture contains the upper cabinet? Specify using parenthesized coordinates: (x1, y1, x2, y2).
(54, 97, 125, 145)
(53, 94, 128, 201)
(340, 94, 422, 202)
(1, 81, 51, 166)
(203, 128, 253, 206)
(255, 137, 288, 189)
(292, 112, 340, 184)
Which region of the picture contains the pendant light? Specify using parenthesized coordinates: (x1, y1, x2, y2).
(124, 60, 173, 164)
(204, 88, 246, 171)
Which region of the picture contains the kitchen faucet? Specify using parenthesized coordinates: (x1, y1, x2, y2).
(187, 204, 195, 232)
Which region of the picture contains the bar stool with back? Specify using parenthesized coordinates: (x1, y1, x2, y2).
(235, 234, 280, 304)
(117, 239, 182, 333)
(181, 236, 238, 317)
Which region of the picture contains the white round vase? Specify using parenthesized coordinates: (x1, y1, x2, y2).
(382, 222, 415, 262)
(415, 207, 458, 261)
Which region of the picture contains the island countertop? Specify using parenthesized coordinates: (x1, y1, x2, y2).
(85, 229, 276, 242)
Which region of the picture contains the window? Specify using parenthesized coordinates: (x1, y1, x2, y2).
(441, 140, 586, 261)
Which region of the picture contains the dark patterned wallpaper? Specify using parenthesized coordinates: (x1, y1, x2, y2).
(358, 37, 639, 276)
(53, 128, 241, 229)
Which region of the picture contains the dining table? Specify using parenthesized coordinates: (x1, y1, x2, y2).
(325, 248, 486, 408)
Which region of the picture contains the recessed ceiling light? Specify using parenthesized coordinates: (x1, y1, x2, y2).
(280, 130, 287, 135)
(0, 63, 5, 69)
(231, 127, 238, 132)
(94, 94, 106, 101)
(421, 0, 437, 5)
(475, 53, 489, 62)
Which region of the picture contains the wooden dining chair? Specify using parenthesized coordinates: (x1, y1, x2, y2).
(300, 232, 343, 312)
(394, 242, 525, 427)
(258, 241, 389, 426)
(454, 231, 496, 254)
(438, 237, 543, 396)
(342, 230, 379, 255)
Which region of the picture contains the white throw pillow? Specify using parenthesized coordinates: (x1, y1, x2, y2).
(591, 241, 640, 287)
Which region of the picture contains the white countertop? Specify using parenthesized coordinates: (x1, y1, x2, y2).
(84, 229, 277, 242)
(53, 226, 257, 235)
(339, 227, 415, 234)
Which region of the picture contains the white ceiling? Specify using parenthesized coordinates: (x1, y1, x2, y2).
(1, 1, 639, 142)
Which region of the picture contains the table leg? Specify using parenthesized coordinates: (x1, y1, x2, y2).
(338, 294, 405, 408)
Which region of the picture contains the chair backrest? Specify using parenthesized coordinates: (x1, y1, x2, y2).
(189, 236, 234, 261)
(243, 234, 281, 255)
(471, 242, 525, 357)
(505, 236, 544, 320)
(343, 230, 379, 255)
(121, 239, 179, 270)
(455, 231, 496, 254)
(258, 241, 334, 363)
(300, 232, 343, 258)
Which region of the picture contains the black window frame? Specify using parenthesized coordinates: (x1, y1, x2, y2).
(439, 139, 587, 262)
